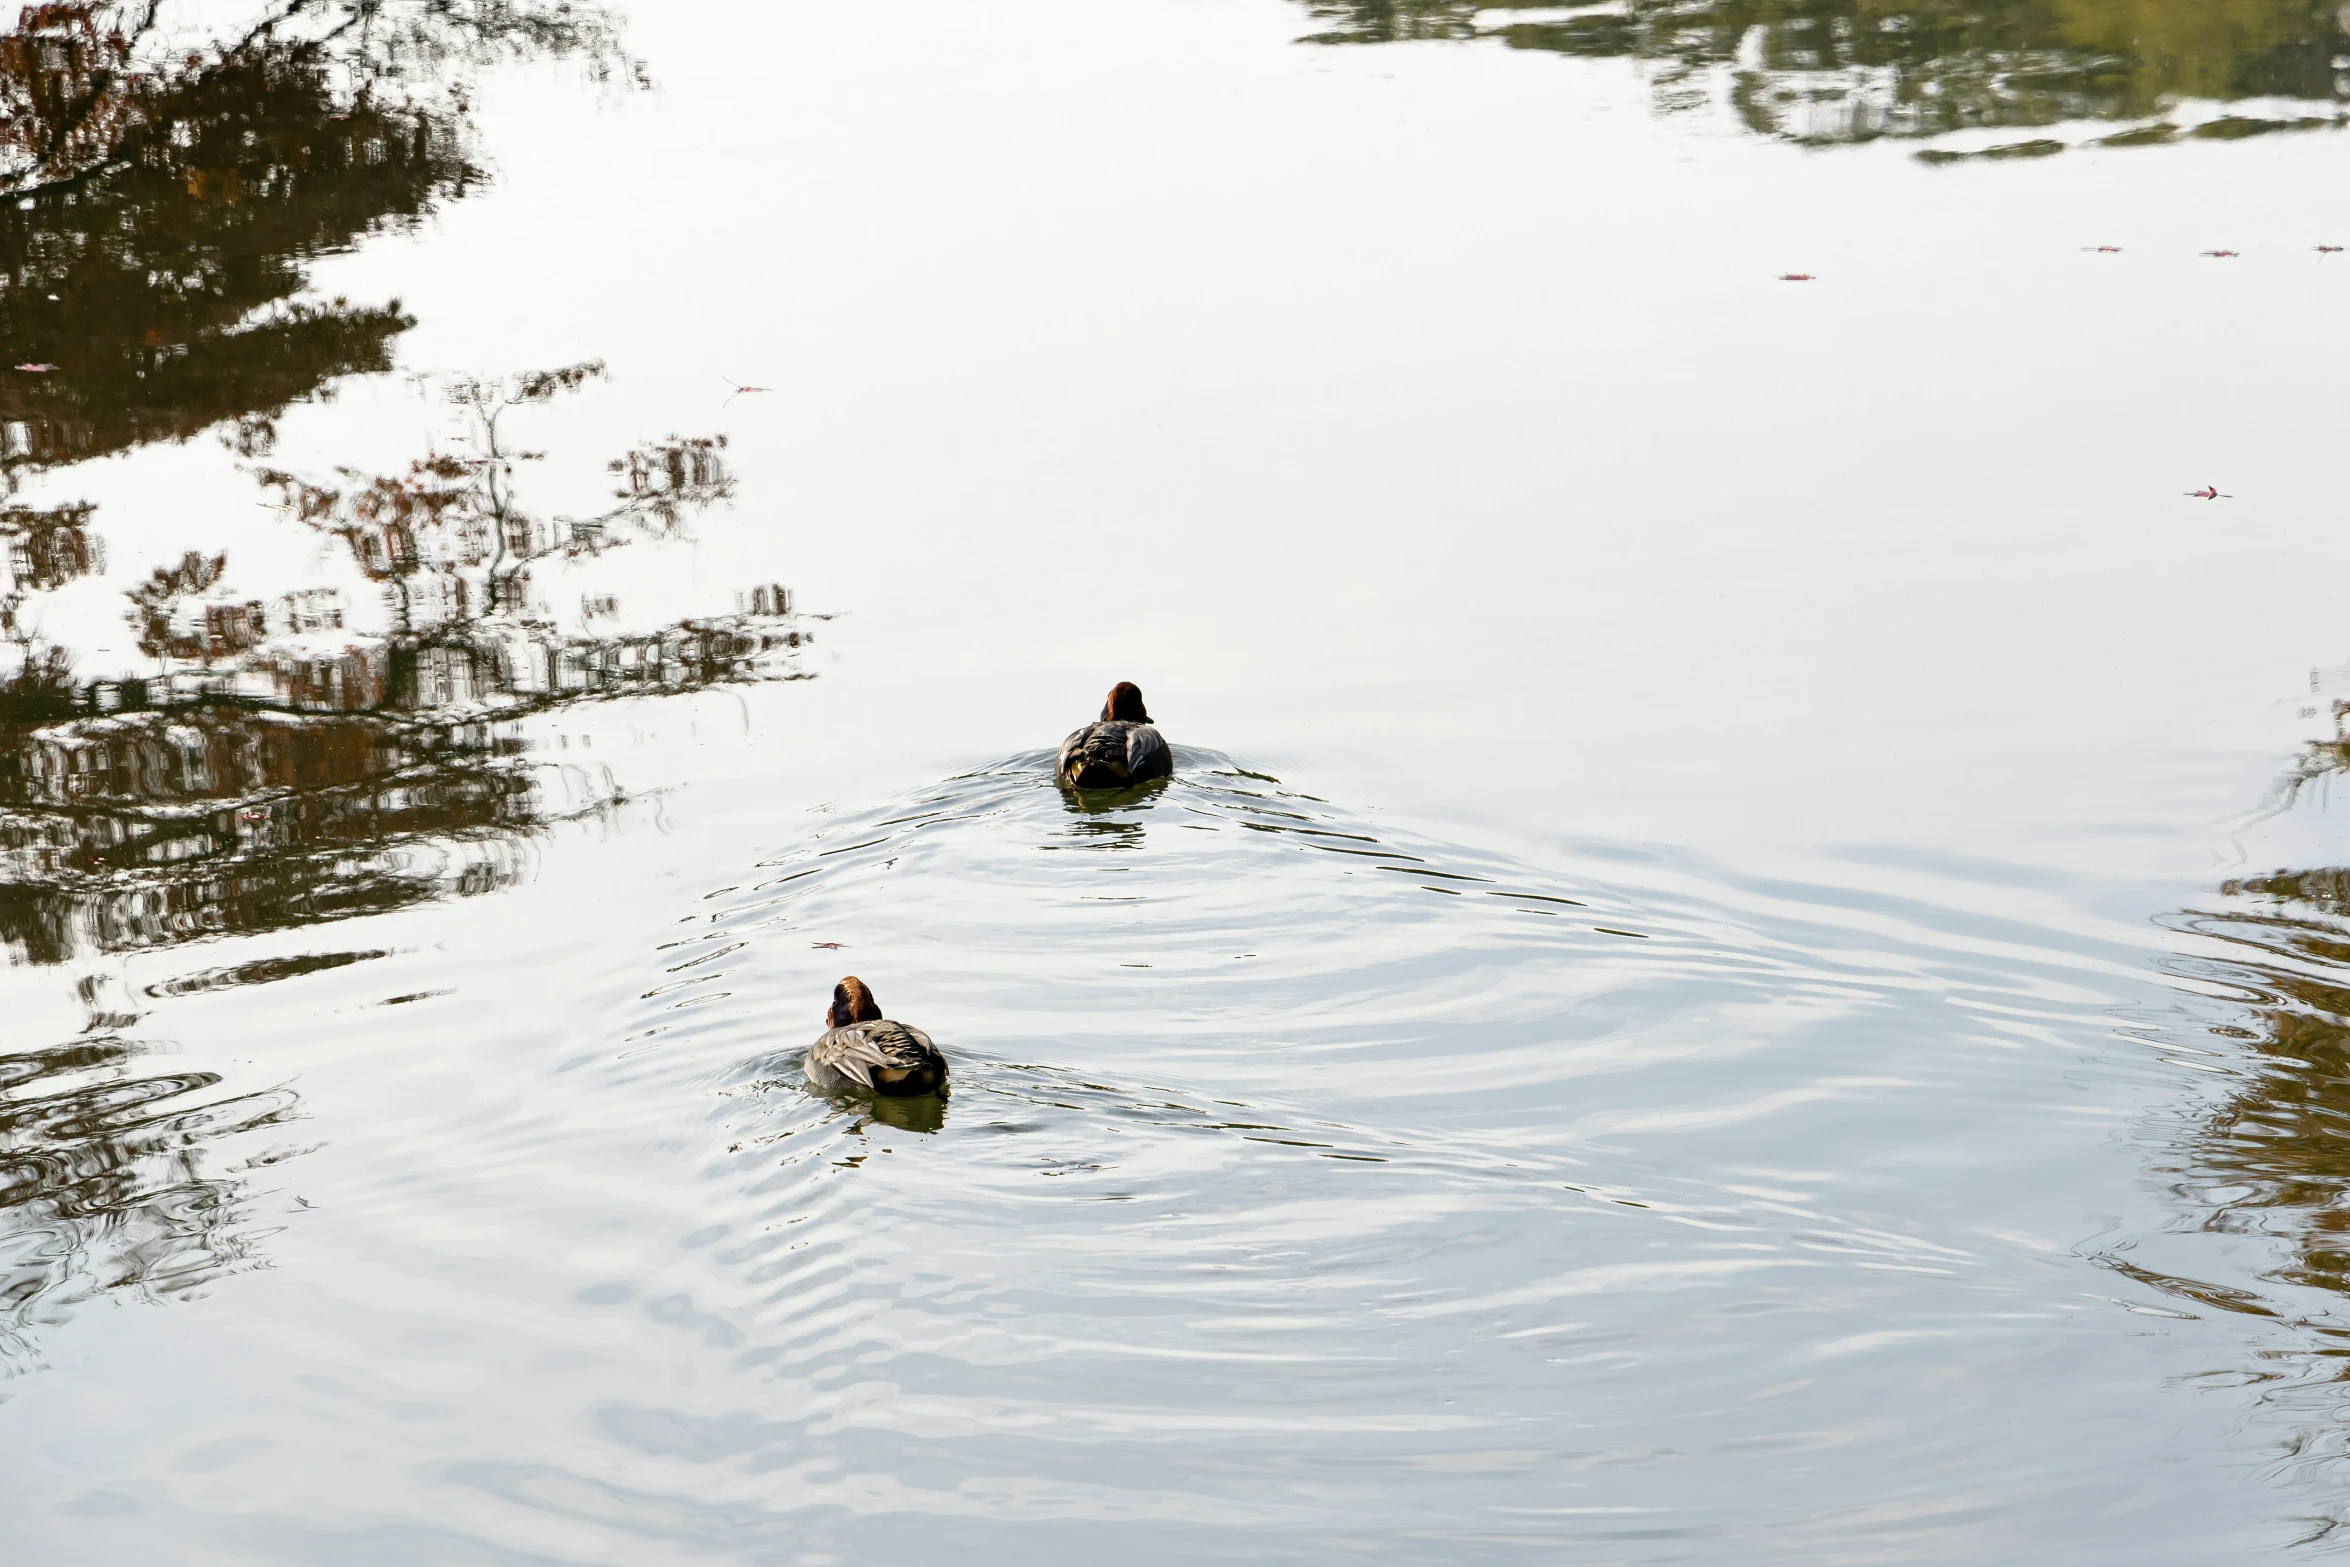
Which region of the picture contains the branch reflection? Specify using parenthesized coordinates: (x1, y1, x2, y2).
(2, 363, 812, 966)
(0, 0, 633, 482)
(0, 5, 822, 1371)
(1, 978, 304, 1374)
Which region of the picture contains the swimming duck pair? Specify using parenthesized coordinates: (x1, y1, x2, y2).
(804, 680, 1173, 1100)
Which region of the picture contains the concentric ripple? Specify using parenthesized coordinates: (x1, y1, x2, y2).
(479, 752, 2245, 1561)
(0, 751, 2286, 1561)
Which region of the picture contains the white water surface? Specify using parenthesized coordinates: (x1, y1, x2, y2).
(7, 0, 2350, 1559)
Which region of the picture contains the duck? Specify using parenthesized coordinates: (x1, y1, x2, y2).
(804, 977, 949, 1098)
(1056, 681, 1172, 789)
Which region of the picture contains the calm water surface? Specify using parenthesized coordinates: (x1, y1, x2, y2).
(8, 0, 2350, 1560)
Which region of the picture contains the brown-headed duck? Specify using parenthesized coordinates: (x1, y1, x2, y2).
(805, 977, 949, 1098)
(1056, 681, 1173, 789)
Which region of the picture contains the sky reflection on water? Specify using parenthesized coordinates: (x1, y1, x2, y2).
(5, 0, 2350, 1558)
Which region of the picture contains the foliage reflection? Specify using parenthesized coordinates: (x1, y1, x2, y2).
(2156, 717, 2350, 1341)
(0, 3, 819, 1362)
(2173, 874, 2350, 1305)
(0, 361, 812, 966)
(1295, 0, 2350, 151)
(0, 0, 635, 482)
(0, 4, 813, 970)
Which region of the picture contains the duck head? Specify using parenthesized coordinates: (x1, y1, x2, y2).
(1101, 681, 1151, 723)
(827, 975, 883, 1028)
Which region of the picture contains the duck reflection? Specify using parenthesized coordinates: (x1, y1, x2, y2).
(1296, 0, 2350, 152)
(1051, 780, 1167, 851)
(0, 980, 302, 1371)
(848, 1094, 951, 1136)
(0, 0, 632, 483)
(1059, 772, 1169, 812)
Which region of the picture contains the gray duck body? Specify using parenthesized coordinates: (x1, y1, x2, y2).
(1056, 719, 1172, 789)
(805, 1019, 949, 1097)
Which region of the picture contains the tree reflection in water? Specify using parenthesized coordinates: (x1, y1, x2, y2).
(2130, 709, 2350, 1515)
(0, 4, 821, 1362)
(1294, 0, 2350, 152)
(1, 360, 812, 966)
(1, 976, 306, 1373)
(2172, 716, 2350, 1301)
(0, 403, 811, 1362)
(0, 0, 636, 483)
(2172, 874, 2350, 1288)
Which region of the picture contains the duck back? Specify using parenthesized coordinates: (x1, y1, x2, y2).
(806, 1019, 949, 1097)
(1057, 720, 1172, 789)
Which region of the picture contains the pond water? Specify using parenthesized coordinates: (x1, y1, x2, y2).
(7, 0, 2350, 1560)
